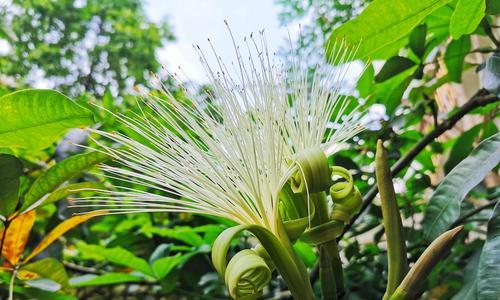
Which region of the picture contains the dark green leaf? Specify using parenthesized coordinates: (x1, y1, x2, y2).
(20, 151, 108, 213)
(325, 0, 452, 61)
(409, 24, 427, 58)
(486, 0, 500, 14)
(423, 133, 500, 241)
(0, 154, 23, 217)
(0, 89, 93, 150)
(449, 0, 486, 39)
(444, 35, 471, 82)
(444, 124, 482, 173)
(477, 202, 500, 300)
(373, 66, 416, 115)
(375, 56, 417, 83)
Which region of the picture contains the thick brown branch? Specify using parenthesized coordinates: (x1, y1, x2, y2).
(339, 89, 499, 239)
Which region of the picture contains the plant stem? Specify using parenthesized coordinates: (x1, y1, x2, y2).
(450, 199, 498, 228)
(8, 268, 17, 300)
(339, 90, 499, 239)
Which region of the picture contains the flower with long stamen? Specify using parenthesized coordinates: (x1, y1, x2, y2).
(74, 29, 362, 299)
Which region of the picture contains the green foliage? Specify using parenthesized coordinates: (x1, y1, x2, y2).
(477, 203, 500, 300)
(21, 151, 108, 212)
(449, 0, 486, 39)
(0, 154, 23, 217)
(423, 133, 500, 241)
(20, 258, 70, 290)
(0, 89, 93, 150)
(445, 35, 472, 82)
(325, 0, 451, 61)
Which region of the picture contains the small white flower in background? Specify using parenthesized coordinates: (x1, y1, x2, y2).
(73, 28, 363, 236)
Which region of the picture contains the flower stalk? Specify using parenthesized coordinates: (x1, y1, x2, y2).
(376, 140, 408, 300)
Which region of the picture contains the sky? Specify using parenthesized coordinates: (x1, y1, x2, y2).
(144, 0, 294, 82)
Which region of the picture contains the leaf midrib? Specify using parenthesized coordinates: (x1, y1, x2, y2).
(0, 115, 91, 135)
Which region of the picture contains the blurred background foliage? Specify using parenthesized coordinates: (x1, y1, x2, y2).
(0, 0, 499, 299)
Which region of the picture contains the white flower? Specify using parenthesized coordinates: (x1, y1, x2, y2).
(74, 30, 362, 235)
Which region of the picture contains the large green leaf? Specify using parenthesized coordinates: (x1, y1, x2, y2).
(70, 273, 142, 287)
(423, 133, 500, 241)
(449, 0, 486, 39)
(0, 89, 93, 150)
(0, 154, 23, 218)
(325, 0, 451, 61)
(477, 202, 500, 300)
(20, 258, 70, 290)
(20, 151, 108, 213)
(444, 35, 471, 82)
(41, 181, 106, 207)
(77, 243, 154, 276)
(444, 122, 498, 173)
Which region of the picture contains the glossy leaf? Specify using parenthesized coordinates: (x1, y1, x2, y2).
(1, 210, 36, 266)
(325, 0, 451, 61)
(449, 0, 486, 39)
(477, 202, 500, 300)
(423, 133, 500, 241)
(444, 35, 471, 82)
(0, 89, 93, 150)
(20, 258, 69, 289)
(375, 56, 417, 83)
(70, 273, 142, 287)
(24, 211, 101, 263)
(409, 24, 427, 58)
(20, 151, 108, 213)
(0, 154, 23, 218)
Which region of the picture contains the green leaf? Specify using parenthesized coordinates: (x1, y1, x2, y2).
(70, 273, 142, 287)
(357, 64, 375, 98)
(20, 258, 70, 289)
(20, 151, 108, 213)
(141, 225, 205, 247)
(445, 122, 498, 173)
(0, 154, 23, 217)
(77, 243, 154, 276)
(325, 0, 451, 61)
(486, 0, 500, 14)
(423, 133, 500, 241)
(449, 0, 486, 39)
(445, 35, 471, 82)
(374, 65, 417, 115)
(41, 181, 106, 207)
(409, 24, 427, 58)
(375, 56, 417, 83)
(451, 251, 481, 300)
(152, 253, 190, 280)
(0, 89, 93, 150)
(477, 202, 500, 300)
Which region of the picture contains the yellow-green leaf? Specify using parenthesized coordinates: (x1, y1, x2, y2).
(0, 89, 93, 150)
(20, 258, 69, 290)
(325, 0, 451, 61)
(449, 0, 486, 39)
